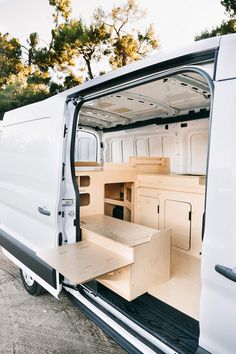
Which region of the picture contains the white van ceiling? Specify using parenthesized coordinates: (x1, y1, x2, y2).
(79, 72, 211, 129)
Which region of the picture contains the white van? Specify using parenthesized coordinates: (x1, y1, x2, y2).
(0, 33, 236, 354)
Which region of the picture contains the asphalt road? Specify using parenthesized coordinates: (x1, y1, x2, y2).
(0, 250, 126, 354)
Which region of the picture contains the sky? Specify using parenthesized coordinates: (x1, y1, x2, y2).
(0, 0, 228, 52)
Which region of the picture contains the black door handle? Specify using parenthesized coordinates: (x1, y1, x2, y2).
(38, 206, 51, 216)
(215, 264, 236, 282)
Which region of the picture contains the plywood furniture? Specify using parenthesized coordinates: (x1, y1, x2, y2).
(104, 182, 134, 222)
(75, 157, 170, 219)
(37, 214, 170, 301)
(133, 174, 205, 319)
(81, 215, 171, 301)
(135, 174, 205, 257)
(37, 240, 133, 284)
(148, 249, 201, 320)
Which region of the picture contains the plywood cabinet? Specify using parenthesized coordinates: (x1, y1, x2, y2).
(135, 174, 205, 257)
(75, 157, 170, 218)
(136, 195, 160, 229)
(164, 200, 191, 250)
(104, 182, 134, 222)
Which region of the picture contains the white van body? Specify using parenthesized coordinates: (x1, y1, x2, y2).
(0, 34, 236, 354)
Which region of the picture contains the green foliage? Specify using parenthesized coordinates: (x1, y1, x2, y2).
(196, 0, 236, 41)
(50, 0, 159, 77)
(49, 0, 71, 24)
(52, 19, 110, 79)
(63, 73, 83, 89)
(49, 81, 64, 95)
(0, 0, 159, 118)
(95, 0, 159, 68)
(0, 33, 23, 88)
(221, 0, 236, 18)
(0, 79, 50, 119)
(195, 19, 236, 41)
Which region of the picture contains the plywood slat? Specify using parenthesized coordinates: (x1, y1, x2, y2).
(37, 240, 133, 284)
(104, 197, 124, 207)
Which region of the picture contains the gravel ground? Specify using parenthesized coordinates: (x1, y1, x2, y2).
(0, 250, 127, 354)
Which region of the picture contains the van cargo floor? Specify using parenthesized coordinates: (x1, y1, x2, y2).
(85, 282, 199, 354)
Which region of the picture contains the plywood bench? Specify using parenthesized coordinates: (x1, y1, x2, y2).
(81, 215, 171, 301)
(37, 215, 170, 301)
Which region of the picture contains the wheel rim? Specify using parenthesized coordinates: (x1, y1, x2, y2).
(22, 270, 34, 286)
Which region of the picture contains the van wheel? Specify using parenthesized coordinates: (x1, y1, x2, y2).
(20, 269, 45, 296)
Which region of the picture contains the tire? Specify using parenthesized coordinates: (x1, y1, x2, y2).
(20, 268, 46, 296)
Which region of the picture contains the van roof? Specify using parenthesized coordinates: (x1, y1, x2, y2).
(64, 35, 222, 99)
(3, 34, 236, 124)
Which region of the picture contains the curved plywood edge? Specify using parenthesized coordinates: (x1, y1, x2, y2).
(80, 214, 161, 247)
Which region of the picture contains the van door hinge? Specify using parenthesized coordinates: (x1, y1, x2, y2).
(189, 211, 192, 221)
(63, 125, 68, 137)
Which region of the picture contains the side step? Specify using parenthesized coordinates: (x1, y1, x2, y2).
(85, 281, 200, 354)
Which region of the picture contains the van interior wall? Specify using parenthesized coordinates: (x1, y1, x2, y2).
(102, 118, 209, 175)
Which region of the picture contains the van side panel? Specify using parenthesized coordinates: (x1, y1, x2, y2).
(0, 98, 65, 252)
(216, 34, 236, 81)
(200, 79, 236, 354)
(103, 119, 209, 174)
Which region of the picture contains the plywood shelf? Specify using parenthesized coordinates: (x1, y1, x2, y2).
(104, 197, 124, 207)
(37, 240, 133, 284)
(125, 200, 132, 210)
(104, 182, 134, 222)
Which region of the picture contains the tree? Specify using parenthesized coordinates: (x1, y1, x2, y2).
(52, 19, 110, 79)
(195, 0, 236, 40)
(18, 1, 72, 82)
(0, 77, 50, 119)
(51, 0, 159, 79)
(0, 33, 23, 88)
(221, 0, 236, 18)
(49, 0, 71, 26)
(94, 0, 159, 68)
(0, 0, 159, 118)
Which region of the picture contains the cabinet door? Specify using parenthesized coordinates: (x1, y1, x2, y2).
(164, 200, 191, 250)
(136, 195, 159, 229)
